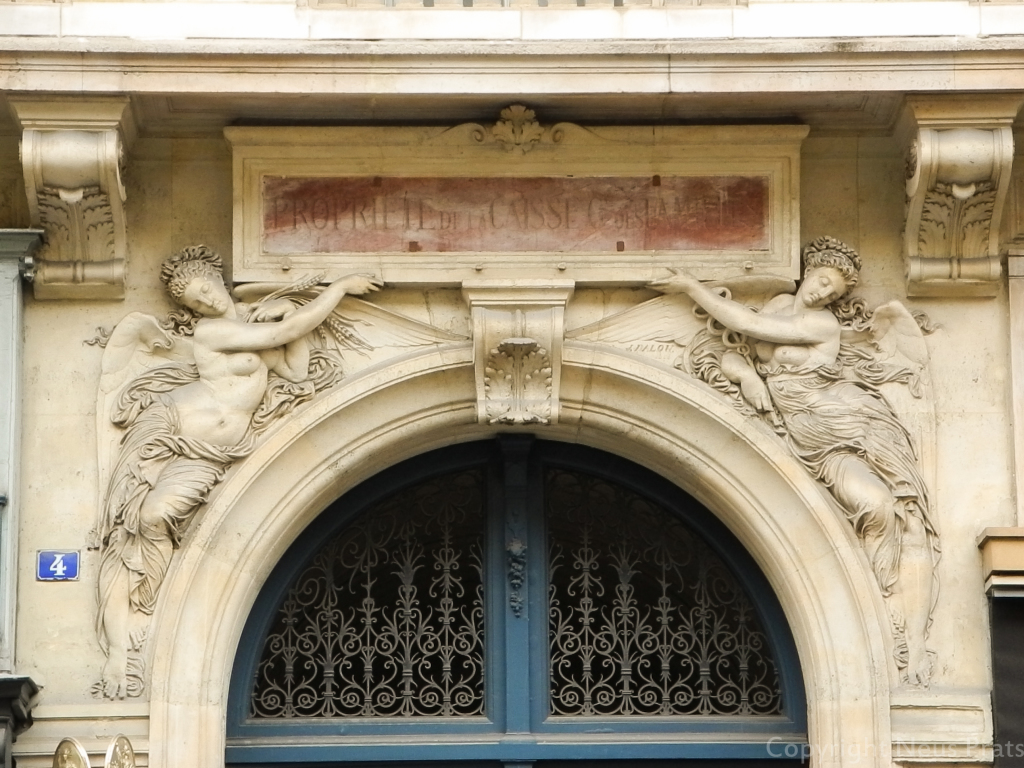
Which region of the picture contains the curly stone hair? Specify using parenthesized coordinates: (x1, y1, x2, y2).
(802, 236, 861, 290)
(160, 245, 224, 300)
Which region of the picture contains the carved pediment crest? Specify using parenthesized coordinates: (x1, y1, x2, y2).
(490, 105, 546, 155)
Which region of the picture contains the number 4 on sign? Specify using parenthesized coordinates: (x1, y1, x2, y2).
(37, 551, 80, 582)
(49, 555, 67, 577)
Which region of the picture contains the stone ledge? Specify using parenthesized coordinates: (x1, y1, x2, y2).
(0, 1, 1023, 44)
(978, 527, 1024, 595)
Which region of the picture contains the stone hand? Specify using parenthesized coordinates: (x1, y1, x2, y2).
(648, 267, 701, 295)
(721, 351, 771, 412)
(251, 298, 296, 323)
(338, 274, 384, 295)
(738, 374, 772, 412)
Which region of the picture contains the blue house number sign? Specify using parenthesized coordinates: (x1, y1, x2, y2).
(37, 551, 80, 582)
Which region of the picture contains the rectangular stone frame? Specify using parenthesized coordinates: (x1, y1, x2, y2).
(225, 123, 808, 286)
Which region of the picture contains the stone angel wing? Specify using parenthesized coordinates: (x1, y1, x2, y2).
(567, 274, 795, 348)
(233, 278, 468, 358)
(567, 275, 796, 414)
(567, 294, 699, 347)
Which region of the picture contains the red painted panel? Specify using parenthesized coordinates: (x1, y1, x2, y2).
(263, 176, 769, 254)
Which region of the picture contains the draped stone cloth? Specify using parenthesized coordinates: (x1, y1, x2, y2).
(96, 366, 255, 653)
(765, 367, 939, 595)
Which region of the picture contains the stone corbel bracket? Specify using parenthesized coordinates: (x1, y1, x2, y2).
(8, 97, 135, 300)
(904, 95, 1024, 298)
(462, 280, 574, 426)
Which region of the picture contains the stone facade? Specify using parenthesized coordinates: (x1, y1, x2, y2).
(3, 7, 1024, 768)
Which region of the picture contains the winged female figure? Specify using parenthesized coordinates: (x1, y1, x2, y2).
(94, 246, 382, 699)
(650, 237, 940, 687)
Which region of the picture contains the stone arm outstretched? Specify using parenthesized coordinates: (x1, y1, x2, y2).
(649, 273, 834, 345)
(250, 299, 310, 384)
(205, 274, 381, 353)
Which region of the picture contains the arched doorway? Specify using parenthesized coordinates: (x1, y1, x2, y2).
(225, 438, 806, 766)
(144, 348, 892, 768)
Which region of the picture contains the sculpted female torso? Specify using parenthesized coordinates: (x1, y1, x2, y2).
(170, 328, 270, 447)
(752, 291, 842, 375)
(168, 272, 352, 447)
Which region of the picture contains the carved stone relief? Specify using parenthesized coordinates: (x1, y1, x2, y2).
(90, 246, 466, 698)
(489, 104, 546, 154)
(9, 97, 135, 300)
(462, 281, 573, 426)
(570, 237, 940, 687)
(902, 95, 1024, 297)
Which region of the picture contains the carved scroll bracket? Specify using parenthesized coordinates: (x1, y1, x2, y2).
(903, 94, 1024, 298)
(462, 280, 574, 426)
(8, 96, 136, 300)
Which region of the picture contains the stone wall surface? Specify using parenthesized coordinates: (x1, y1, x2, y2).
(0, 122, 1010, 764)
(2, 0, 1024, 41)
(0, 10, 1020, 755)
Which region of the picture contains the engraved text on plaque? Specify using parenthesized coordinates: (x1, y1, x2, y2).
(263, 176, 769, 255)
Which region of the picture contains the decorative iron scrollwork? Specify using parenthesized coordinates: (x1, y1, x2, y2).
(251, 470, 486, 718)
(546, 468, 782, 717)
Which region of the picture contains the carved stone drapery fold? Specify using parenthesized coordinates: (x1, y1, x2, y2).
(462, 280, 574, 426)
(9, 97, 135, 300)
(903, 95, 1024, 298)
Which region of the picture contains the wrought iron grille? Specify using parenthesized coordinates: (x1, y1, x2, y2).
(546, 468, 782, 717)
(251, 470, 486, 718)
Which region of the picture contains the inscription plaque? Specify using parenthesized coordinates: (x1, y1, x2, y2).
(227, 122, 807, 284)
(263, 176, 769, 255)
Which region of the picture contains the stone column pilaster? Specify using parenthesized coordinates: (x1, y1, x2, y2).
(0, 231, 42, 672)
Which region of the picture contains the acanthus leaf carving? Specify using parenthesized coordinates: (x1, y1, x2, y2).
(484, 336, 552, 425)
(90, 245, 467, 699)
(958, 183, 998, 258)
(917, 181, 997, 261)
(464, 282, 573, 427)
(431, 105, 602, 154)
